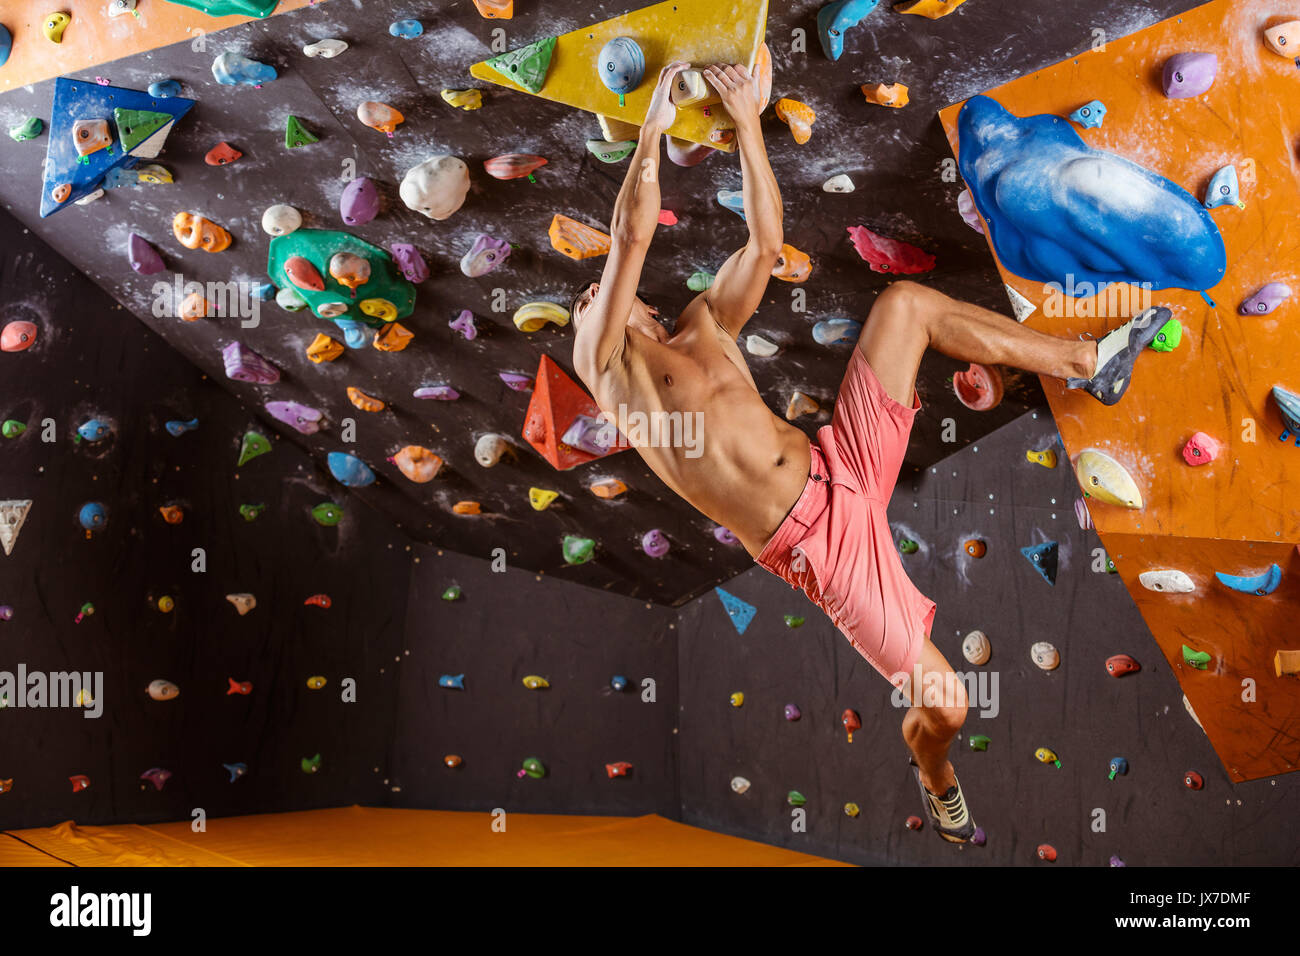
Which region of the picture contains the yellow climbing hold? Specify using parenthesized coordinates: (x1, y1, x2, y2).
(522, 675, 550, 689)
(529, 488, 559, 511)
(1074, 448, 1144, 510)
(513, 301, 570, 332)
(441, 89, 483, 110)
(1026, 448, 1058, 469)
(894, 0, 967, 18)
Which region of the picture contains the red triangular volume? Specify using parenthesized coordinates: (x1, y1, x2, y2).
(521, 355, 629, 470)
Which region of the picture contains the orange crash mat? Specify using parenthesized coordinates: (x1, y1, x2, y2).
(3, 806, 851, 866)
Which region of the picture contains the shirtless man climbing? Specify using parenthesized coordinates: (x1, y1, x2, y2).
(571, 61, 1168, 842)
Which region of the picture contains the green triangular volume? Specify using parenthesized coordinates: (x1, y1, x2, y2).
(113, 108, 172, 153)
(285, 115, 317, 149)
(484, 36, 556, 94)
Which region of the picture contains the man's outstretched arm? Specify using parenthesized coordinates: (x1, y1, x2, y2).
(574, 61, 688, 380)
(702, 63, 784, 339)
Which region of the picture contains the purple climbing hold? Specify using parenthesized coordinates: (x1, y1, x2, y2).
(0, 605, 12, 621)
(222, 341, 280, 385)
(340, 177, 380, 226)
(641, 528, 670, 558)
(460, 234, 511, 277)
(390, 242, 429, 283)
(1074, 497, 1093, 530)
(1109, 855, 1126, 867)
(784, 703, 801, 721)
(449, 309, 477, 341)
(1239, 282, 1291, 316)
(714, 526, 739, 546)
(413, 385, 459, 400)
(1162, 52, 1217, 99)
(561, 415, 618, 456)
(957, 189, 984, 234)
(265, 400, 323, 434)
(499, 372, 533, 391)
(128, 233, 165, 275)
(971, 826, 987, 846)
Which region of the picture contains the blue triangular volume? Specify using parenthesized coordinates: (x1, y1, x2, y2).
(40, 77, 196, 218)
(714, 587, 756, 635)
(1020, 541, 1059, 586)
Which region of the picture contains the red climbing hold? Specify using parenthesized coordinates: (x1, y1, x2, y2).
(1105, 654, 1140, 677)
(847, 225, 936, 274)
(1037, 843, 1057, 862)
(658, 209, 678, 225)
(521, 355, 630, 471)
(1184, 770, 1204, 790)
(952, 363, 1004, 411)
(905, 815, 924, 831)
(304, 594, 332, 608)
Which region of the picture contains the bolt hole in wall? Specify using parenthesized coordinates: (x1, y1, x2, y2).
(0, 0, 1295, 902)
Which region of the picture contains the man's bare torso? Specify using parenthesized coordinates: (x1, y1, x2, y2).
(586, 295, 812, 557)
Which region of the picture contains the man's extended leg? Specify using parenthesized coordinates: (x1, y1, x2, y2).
(900, 639, 967, 797)
(856, 280, 1098, 407)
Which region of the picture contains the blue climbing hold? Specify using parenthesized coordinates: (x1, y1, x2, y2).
(817, 0, 881, 61)
(1068, 99, 1107, 129)
(813, 318, 861, 345)
(164, 418, 199, 437)
(75, 419, 111, 443)
(79, 502, 108, 532)
(1274, 385, 1300, 446)
(717, 189, 746, 219)
(252, 282, 275, 300)
(715, 587, 757, 635)
(1214, 564, 1282, 596)
(439, 673, 465, 689)
(223, 762, 247, 782)
(148, 79, 183, 98)
(211, 52, 277, 87)
(957, 95, 1226, 293)
(335, 319, 369, 350)
(1204, 164, 1244, 210)
(610, 675, 628, 691)
(389, 19, 423, 38)
(0, 25, 12, 68)
(104, 167, 137, 189)
(1020, 541, 1059, 586)
(327, 451, 375, 488)
(597, 37, 645, 96)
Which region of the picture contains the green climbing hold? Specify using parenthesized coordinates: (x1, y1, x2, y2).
(113, 108, 173, 153)
(311, 502, 343, 526)
(1106, 557, 1117, 574)
(1182, 644, 1211, 670)
(787, 790, 807, 807)
(237, 431, 271, 466)
(238, 503, 265, 522)
(784, 614, 805, 628)
(483, 36, 557, 94)
(268, 228, 416, 326)
(585, 139, 636, 163)
(285, 115, 318, 149)
(1149, 317, 1182, 352)
(301, 753, 322, 774)
(441, 585, 462, 601)
(163, 0, 280, 19)
(1, 420, 26, 439)
(899, 539, 919, 555)
(521, 757, 546, 779)
(687, 271, 715, 292)
(562, 534, 595, 565)
(9, 117, 43, 142)
(969, 734, 991, 752)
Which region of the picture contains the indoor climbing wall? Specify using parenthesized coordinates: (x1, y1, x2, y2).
(938, 0, 1300, 780)
(0, 206, 413, 829)
(0, 0, 1209, 607)
(677, 411, 1300, 865)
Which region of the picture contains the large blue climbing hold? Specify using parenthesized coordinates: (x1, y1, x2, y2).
(0, 25, 12, 68)
(717, 190, 746, 219)
(335, 319, 368, 350)
(1214, 565, 1282, 596)
(715, 587, 757, 635)
(817, 0, 881, 61)
(813, 318, 861, 345)
(328, 451, 375, 488)
(597, 37, 645, 96)
(1020, 541, 1059, 586)
(957, 95, 1226, 292)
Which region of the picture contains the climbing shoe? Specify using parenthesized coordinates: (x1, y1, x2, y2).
(1067, 306, 1172, 406)
(911, 759, 977, 844)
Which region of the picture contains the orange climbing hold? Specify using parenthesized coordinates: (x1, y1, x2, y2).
(861, 83, 910, 108)
(548, 214, 611, 260)
(472, 0, 513, 18)
(771, 244, 812, 282)
(774, 98, 815, 144)
(307, 334, 343, 363)
(452, 501, 482, 515)
(522, 355, 629, 471)
(590, 477, 628, 499)
(159, 506, 184, 525)
(392, 446, 443, 483)
(373, 323, 414, 352)
(178, 291, 210, 321)
(754, 42, 773, 113)
(484, 154, 548, 180)
(347, 387, 385, 412)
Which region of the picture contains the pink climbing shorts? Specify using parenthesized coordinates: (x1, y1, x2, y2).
(757, 347, 936, 689)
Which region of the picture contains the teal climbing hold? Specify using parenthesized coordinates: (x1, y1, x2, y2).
(1215, 564, 1281, 596)
(784, 614, 804, 628)
(715, 587, 756, 635)
(1020, 541, 1059, 586)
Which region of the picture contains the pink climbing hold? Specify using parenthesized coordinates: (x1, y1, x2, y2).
(499, 372, 534, 391)
(641, 529, 670, 558)
(222, 341, 280, 385)
(952, 363, 1004, 411)
(128, 233, 165, 275)
(847, 225, 936, 274)
(449, 309, 477, 340)
(957, 189, 984, 234)
(1182, 431, 1221, 466)
(658, 209, 678, 226)
(1074, 497, 1093, 530)
(714, 526, 739, 546)
(390, 243, 429, 283)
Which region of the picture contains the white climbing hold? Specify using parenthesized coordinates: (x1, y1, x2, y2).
(0, 500, 33, 556)
(1138, 569, 1195, 594)
(745, 334, 779, 357)
(303, 38, 349, 58)
(1005, 284, 1036, 322)
(823, 173, 855, 193)
(262, 203, 302, 236)
(1030, 641, 1060, 671)
(474, 433, 509, 467)
(226, 593, 256, 616)
(962, 630, 991, 666)
(400, 155, 470, 221)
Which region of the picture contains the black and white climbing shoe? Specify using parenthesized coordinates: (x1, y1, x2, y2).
(1067, 306, 1173, 406)
(911, 759, 976, 844)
